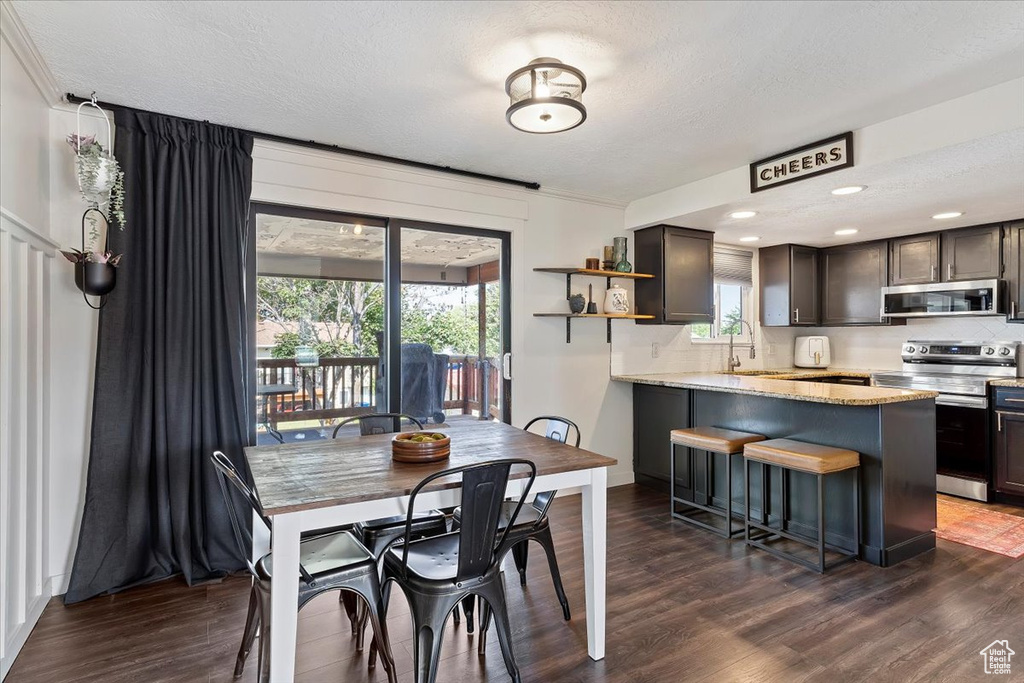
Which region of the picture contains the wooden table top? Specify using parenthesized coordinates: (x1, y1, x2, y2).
(245, 419, 618, 515)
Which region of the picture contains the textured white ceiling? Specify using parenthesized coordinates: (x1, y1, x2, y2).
(13, 0, 1024, 201)
(256, 214, 500, 267)
(685, 128, 1024, 248)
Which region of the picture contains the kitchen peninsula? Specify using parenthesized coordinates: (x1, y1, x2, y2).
(614, 372, 939, 567)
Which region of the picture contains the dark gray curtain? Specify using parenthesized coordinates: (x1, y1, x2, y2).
(65, 111, 254, 604)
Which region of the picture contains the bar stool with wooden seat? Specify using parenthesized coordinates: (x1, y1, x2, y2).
(742, 438, 861, 573)
(669, 427, 766, 538)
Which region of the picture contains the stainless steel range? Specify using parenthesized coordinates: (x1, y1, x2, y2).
(872, 340, 1022, 502)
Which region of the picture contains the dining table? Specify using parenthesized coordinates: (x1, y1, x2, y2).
(244, 417, 618, 682)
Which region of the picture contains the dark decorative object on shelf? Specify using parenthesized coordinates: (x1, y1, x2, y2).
(613, 236, 632, 273)
(569, 293, 586, 313)
(603, 245, 614, 270)
(586, 283, 598, 314)
(585, 257, 600, 270)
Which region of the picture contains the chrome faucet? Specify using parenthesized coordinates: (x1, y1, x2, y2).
(727, 319, 756, 372)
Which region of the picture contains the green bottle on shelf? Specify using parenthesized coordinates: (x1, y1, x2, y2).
(613, 236, 632, 273)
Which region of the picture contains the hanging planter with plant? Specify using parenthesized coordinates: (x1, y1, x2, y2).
(63, 94, 126, 309)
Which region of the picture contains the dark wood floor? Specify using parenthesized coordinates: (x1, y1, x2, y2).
(8, 485, 1023, 683)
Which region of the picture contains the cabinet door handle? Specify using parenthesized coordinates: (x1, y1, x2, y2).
(930, 265, 936, 281)
(997, 411, 1006, 432)
(794, 308, 800, 323)
(1013, 301, 1018, 319)
(1005, 398, 1024, 404)
(947, 263, 953, 280)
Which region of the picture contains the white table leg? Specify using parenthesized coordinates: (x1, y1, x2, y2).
(581, 466, 607, 661)
(252, 510, 270, 564)
(268, 512, 301, 682)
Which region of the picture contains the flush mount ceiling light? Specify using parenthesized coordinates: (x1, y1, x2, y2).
(834, 228, 859, 235)
(739, 236, 760, 242)
(932, 211, 964, 220)
(831, 185, 866, 195)
(729, 211, 757, 219)
(505, 58, 587, 134)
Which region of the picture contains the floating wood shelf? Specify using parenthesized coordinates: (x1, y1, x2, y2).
(533, 267, 654, 279)
(533, 313, 655, 319)
(533, 267, 657, 343)
(533, 313, 655, 343)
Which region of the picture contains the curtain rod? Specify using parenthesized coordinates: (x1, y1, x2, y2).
(65, 93, 541, 191)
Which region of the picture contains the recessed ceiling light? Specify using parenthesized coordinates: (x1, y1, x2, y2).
(834, 228, 859, 236)
(932, 211, 963, 220)
(730, 211, 757, 219)
(738, 236, 760, 242)
(831, 185, 866, 195)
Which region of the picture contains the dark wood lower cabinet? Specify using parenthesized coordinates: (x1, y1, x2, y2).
(633, 383, 689, 489)
(631, 383, 937, 566)
(994, 388, 1024, 498)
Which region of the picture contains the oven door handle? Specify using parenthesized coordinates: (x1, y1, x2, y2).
(934, 395, 988, 409)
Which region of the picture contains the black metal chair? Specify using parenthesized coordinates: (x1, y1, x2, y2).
(453, 416, 577, 647)
(327, 411, 448, 651)
(370, 460, 537, 683)
(331, 412, 424, 438)
(209, 451, 398, 683)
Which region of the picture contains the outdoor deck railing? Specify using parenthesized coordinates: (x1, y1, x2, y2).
(256, 354, 500, 429)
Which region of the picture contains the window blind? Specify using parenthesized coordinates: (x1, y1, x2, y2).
(714, 246, 754, 287)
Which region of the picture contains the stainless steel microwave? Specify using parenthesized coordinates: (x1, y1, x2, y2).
(881, 279, 1006, 318)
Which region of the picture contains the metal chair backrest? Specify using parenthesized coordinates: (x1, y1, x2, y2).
(211, 450, 268, 578)
(331, 412, 425, 438)
(398, 459, 537, 583)
(523, 416, 581, 516)
(211, 450, 317, 585)
(524, 415, 581, 448)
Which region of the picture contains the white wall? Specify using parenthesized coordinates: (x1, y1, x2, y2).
(611, 248, 798, 375)
(0, 23, 55, 680)
(253, 141, 636, 486)
(801, 318, 1023, 371)
(44, 105, 104, 596)
(34, 135, 637, 618)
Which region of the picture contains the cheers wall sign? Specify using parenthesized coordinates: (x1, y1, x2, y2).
(750, 132, 853, 192)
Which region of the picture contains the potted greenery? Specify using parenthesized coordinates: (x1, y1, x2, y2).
(64, 99, 126, 308)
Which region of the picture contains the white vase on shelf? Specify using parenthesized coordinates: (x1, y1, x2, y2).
(603, 284, 630, 314)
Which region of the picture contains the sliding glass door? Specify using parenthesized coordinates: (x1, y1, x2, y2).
(247, 205, 510, 445)
(395, 221, 511, 426)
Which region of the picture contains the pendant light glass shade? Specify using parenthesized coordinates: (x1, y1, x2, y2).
(505, 58, 587, 134)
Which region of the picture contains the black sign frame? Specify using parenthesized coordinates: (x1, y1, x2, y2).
(749, 131, 854, 193)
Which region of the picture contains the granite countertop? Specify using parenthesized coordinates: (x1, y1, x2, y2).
(611, 370, 938, 406)
(990, 379, 1024, 388)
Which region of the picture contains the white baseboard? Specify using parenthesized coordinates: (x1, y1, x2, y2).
(49, 573, 69, 597)
(0, 577, 53, 680)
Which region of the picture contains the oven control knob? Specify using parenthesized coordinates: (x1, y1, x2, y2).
(918, 346, 928, 353)
(984, 347, 995, 355)
(904, 346, 916, 354)
(999, 347, 1012, 356)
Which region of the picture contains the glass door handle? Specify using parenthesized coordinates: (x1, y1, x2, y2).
(502, 352, 512, 380)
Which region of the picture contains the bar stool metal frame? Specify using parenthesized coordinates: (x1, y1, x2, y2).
(669, 428, 766, 539)
(743, 447, 861, 574)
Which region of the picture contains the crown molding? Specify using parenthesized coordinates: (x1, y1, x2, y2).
(1, 0, 62, 106)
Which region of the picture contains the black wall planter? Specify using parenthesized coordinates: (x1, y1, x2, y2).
(74, 261, 117, 297)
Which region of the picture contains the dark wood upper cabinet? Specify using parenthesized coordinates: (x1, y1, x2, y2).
(759, 244, 819, 326)
(1004, 220, 1023, 322)
(635, 225, 714, 324)
(941, 223, 1003, 282)
(822, 241, 894, 325)
(889, 233, 940, 285)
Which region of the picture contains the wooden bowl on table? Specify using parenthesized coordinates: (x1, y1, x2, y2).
(392, 431, 451, 463)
